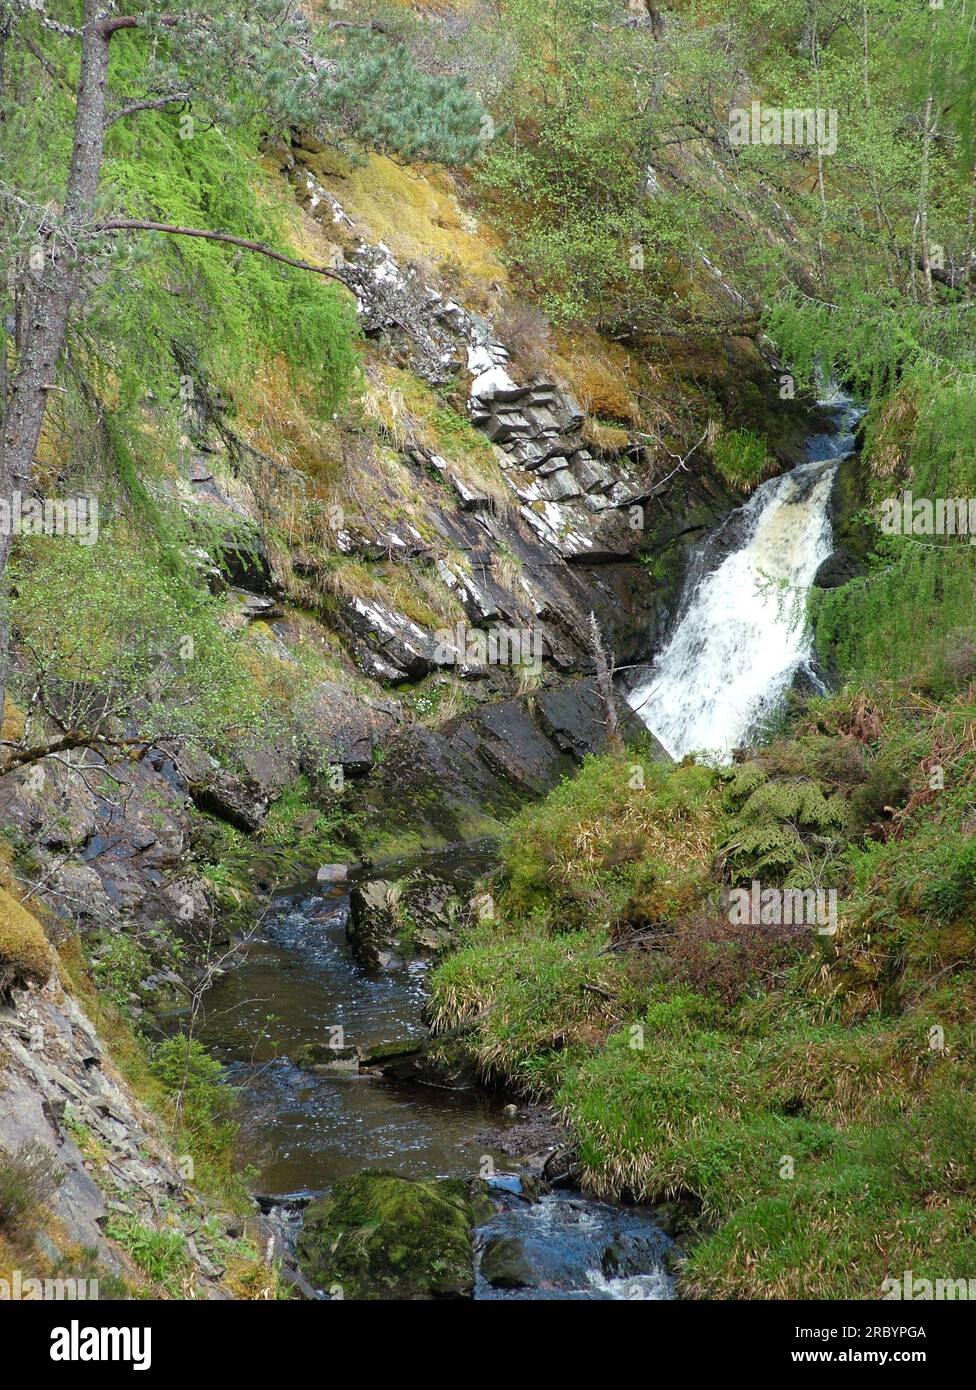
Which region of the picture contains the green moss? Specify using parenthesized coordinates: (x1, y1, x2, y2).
(296, 1172, 480, 1300)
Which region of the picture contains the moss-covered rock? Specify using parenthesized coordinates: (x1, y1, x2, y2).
(0, 889, 55, 992)
(296, 1171, 480, 1299)
(479, 1235, 538, 1290)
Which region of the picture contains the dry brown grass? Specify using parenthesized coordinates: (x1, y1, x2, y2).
(870, 384, 919, 481)
(0, 888, 55, 992)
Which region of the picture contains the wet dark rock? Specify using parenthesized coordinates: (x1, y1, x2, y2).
(237, 593, 284, 621)
(234, 735, 302, 802)
(359, 1036, 477, 1090)
(348, 676, 637, 849)
(185, 762, 267, 833)
(812, 546, 861, 590)
(347, 879, 397, 970)
(340, 596, 450, 681)
(292, 1042, 360, 1073)
(480, 1235, 539, 1290)
(646, 1200, 690, 1240)
(297, 681, 398, 777)
(347, 871, 460, 969)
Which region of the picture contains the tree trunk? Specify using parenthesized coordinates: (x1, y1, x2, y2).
(0, 0, 111, 710)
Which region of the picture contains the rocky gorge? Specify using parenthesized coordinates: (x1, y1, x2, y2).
(5, 0, 962, 1306)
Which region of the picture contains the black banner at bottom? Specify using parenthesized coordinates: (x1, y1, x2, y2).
(1, 1298, 969, 1374)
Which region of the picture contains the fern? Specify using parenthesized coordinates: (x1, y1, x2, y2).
(722, 772, 846, 885)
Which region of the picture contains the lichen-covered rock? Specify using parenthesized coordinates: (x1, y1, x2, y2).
(347, 871, 460, 969)
(297, 1172, 479, 1299)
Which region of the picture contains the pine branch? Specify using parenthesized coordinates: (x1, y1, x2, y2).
(104, 93, 191, 128)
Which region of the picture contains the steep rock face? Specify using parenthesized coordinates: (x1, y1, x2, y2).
(276, 146, 743, 679)
(0, 975, 241, 1295)
(348, 676, 668, 853)
(0, 144, 807, 948)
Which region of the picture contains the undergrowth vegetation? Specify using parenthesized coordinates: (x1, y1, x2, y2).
(431, 677, 976, 1297)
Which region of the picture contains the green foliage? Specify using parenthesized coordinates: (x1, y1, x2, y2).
(720, 766, 845, 884)
(127, 4, 486, 166)
(104, 1214, 190, 1296)
(99, 63, 359, 419)
(9, 529, 270, 758)
(91, 935, 153, 1013)
(474, 0, 696, 322)
(496, 750, 717, 929)
(258, 776, 353, 874)
(151, 1035, 247, 1208)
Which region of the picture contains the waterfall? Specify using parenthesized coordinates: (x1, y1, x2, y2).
(626, 397, 862, 761)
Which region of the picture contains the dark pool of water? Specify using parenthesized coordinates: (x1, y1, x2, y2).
(197, 847, 505, 1193)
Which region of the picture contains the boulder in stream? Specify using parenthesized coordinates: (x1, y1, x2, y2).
(297, 1171, 485, 1299)
(347, 871, 461, 969)
(479, 1235, 539, 1290)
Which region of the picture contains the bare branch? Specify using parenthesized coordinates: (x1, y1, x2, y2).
(93, 219, 351, 285)
(104, 92, 191, 128)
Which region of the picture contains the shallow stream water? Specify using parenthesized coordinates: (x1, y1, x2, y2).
(198, 845, 676, 1299)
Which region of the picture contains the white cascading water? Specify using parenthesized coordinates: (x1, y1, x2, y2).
(626, 396, 861, 761)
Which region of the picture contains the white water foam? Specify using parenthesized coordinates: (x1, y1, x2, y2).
(626, 399, 861, 760)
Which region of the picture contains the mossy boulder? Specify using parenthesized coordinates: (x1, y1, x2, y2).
(347, 872, 460, 969)
(480, 1235, 538, 1290)
(296, 1171, 480, 1299)
(0, 888, 55, 992)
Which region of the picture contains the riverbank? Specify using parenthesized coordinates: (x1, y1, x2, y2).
(427, 684, 976, 1299)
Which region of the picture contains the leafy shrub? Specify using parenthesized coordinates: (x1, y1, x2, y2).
(91, 934, 152, 1012)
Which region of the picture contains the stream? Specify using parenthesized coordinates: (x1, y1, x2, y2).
(199, 846, 678, 1299)
(198, 396, 859, 1300)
